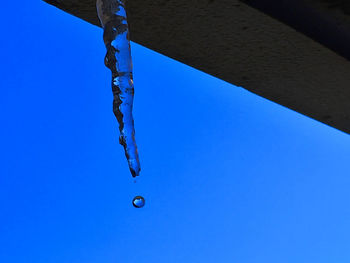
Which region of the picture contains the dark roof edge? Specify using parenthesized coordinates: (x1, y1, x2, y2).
(240, 0, 350, 61)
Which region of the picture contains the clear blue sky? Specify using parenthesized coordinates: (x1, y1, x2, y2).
(1, 1, 350, 263)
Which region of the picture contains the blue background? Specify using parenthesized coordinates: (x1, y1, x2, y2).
(1, 1, 350, 262)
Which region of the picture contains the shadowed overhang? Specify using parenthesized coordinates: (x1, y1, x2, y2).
(43, 0, 350, 134)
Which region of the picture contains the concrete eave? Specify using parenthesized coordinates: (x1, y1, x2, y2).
(43, 0, 350, 134)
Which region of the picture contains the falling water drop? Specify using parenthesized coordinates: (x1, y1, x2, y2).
(132, 196, 145, 208)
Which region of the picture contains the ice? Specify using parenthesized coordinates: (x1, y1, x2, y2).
(97, 0, 140, 177)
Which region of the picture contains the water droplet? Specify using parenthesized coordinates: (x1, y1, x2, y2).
(132, 196, 145, 208)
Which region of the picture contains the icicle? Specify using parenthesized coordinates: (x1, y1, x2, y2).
(96, 0, 140, 177)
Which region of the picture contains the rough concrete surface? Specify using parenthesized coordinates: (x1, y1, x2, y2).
(43, 0, 350, 134)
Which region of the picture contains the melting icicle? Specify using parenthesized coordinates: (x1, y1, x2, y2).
(96, 0, 140, 177)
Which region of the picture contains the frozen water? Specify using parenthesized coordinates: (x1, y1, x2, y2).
(97, 0, 141, 177)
